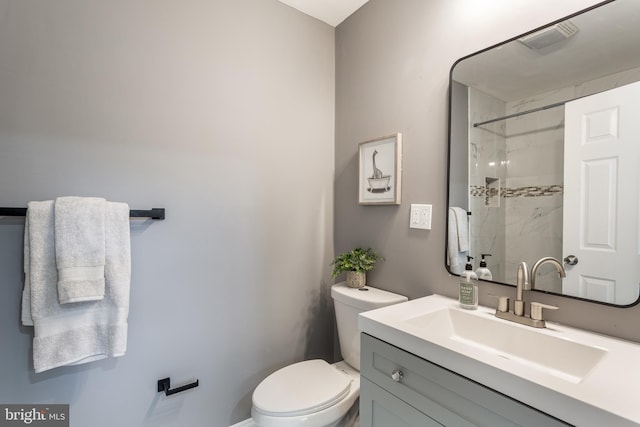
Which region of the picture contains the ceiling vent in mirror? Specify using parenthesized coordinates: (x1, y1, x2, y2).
(518, 20, 579, 50)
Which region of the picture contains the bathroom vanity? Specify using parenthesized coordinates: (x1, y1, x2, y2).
(360, 333, 568, 426)
(358, 295, 640, 426)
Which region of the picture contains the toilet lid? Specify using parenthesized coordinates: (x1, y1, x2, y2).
(252, 359, 352, 417)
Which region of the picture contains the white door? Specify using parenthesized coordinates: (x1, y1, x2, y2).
(563, 81, 640, 304)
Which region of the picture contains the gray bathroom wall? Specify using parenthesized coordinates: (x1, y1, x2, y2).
(0, 1, 334, 426)
(335, 0, 640, 343)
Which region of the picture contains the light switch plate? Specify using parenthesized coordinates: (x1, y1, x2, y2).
(410, 204, 432, 230)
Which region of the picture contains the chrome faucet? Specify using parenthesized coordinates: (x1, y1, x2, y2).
(514, 261, 530, 316)
(530, 256, 566, 289)
(494, 258, 559, 328)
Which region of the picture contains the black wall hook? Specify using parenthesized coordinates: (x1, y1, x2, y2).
(157, 377, 199, 396)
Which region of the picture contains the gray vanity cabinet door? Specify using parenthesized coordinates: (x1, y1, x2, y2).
(360, 377, 443, 427)
(360, 333, 572, 427)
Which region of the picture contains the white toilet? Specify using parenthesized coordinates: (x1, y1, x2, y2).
(251, 282, 408, 427)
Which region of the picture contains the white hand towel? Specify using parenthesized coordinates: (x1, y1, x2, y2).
(54, 196, 107, 304)
(25, 200, 131, 373)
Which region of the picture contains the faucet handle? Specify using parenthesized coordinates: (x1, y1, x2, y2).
(488, 294, 510, 313)
(530, 302, 558, 321)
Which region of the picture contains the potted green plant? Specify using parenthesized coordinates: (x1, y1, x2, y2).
(331, 247, 384, 288)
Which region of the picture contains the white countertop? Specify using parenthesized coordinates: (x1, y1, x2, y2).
(359, 294, 640, 426)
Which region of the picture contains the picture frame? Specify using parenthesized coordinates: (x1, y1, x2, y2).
(358, 133, 402, 205)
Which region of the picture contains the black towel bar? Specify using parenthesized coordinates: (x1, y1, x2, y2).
(157, 377, 199, 396)
(0, 207, 165, 220)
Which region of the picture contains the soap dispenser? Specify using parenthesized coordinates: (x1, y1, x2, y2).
(475, 254, 493, 280)
(459, 256, 479, 310)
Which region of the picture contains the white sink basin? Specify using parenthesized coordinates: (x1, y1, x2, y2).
(404, 307, 606, 383)
(359, 294, 640, 426)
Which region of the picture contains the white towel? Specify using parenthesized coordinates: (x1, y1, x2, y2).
(452, 207, 469, 252)
(102, 201, 131, 358)
(23, 200, 131, 373)
(447, 207, 469, 275)
(21, 217, 33, 326)
(55, 196, 107, 304)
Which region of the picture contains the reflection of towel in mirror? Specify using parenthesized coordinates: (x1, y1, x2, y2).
(22, 200, 131, 373)
(447, 207, 469, 274)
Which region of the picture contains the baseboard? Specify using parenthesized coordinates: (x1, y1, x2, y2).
(229, 419, 255, 427)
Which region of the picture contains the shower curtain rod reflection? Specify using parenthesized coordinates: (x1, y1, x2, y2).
(472, 94, 589, 127)
(0, 207, 165, 220)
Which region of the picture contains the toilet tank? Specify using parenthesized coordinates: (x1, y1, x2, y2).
(331, 283, 407, 370)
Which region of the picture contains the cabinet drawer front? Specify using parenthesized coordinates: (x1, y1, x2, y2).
(361, 333, 571, 427)
(361, 377, 443, 427)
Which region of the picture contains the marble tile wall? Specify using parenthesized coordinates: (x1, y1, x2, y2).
(503, 87, 568, 292)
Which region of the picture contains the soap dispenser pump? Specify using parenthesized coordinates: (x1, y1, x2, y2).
(476, 254, 493, 280)
(459, 256, 479, 310)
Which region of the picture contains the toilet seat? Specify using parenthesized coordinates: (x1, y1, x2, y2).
(252, 359, 352, 417)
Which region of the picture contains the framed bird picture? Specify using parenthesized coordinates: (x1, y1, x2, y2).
(358, 133, 402, 205)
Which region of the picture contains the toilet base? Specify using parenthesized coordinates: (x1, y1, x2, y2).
(232, 411, 358, 427)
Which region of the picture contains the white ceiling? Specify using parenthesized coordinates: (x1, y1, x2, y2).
(276, 0, 370, 27)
